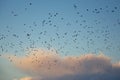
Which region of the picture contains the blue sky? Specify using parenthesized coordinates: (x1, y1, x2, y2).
(0, 0, 120, 80)
(0, 0, 120, 60)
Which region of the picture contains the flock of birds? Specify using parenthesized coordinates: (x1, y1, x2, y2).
(0, 2, 120, 64)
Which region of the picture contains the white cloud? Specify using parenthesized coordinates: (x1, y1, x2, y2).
(8, 49, 120, 80)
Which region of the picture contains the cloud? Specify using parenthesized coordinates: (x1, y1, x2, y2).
(19, 77, 33, 80)
(13, 77, 39, 80)
(9, 49, 120, 80)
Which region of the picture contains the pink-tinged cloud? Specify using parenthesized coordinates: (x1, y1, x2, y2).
(9, 49, 120, 80)
(13, 77, 38, 80)
(19, 77, 32, 80)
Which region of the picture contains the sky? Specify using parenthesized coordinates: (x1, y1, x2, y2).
(0, 0, 120, 80)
